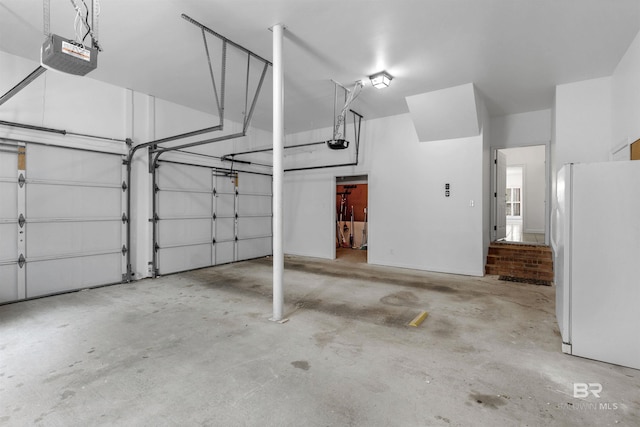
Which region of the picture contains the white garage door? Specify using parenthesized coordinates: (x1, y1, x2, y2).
(0, 141, 127, 303)
(154, 161, 271, 276)
(155, 162, 214, 275)
(236, 172, 272, 261)
(0, 142, 21, 302)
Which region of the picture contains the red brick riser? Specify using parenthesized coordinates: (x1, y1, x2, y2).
(485, 242, 553, 286)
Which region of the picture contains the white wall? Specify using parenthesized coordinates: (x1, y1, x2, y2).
(283, 121, 371, 259)
(491, 109, 551, 149)
(612, 30, 640, 152)
(0, 51, 128, 140)
(283, 173, 336, 258)
(369, 115, 484, 275)
(554, 77, 612, 170)
(481, 97, 492, 269)
(553, 29, 640, 167)
(283, 112, 486, 276)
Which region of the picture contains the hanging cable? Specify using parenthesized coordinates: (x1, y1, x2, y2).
(332, 81, 363, 140)
(69, 0, 102, 50)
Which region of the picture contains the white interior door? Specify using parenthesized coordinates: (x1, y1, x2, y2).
(495, 150, 507, 241)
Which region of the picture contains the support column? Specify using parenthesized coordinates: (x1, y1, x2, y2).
(271, 23, 285, 322)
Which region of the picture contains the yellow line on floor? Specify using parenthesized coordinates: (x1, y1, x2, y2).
(408, 311, 428, 327)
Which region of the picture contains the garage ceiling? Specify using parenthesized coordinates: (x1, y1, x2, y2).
(1, 0, 639, 134)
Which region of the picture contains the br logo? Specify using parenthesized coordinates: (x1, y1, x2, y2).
(573, 383, 603, 398)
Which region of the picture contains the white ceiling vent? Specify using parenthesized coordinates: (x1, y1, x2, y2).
(406, 83, 480, 142)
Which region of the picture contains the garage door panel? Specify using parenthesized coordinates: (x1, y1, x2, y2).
(0, 151, 17, 178)
(237, 237, 271, 261)
(153, 165, 272, 273)
(0, 182, 17, 219)
(238, 217, 271, 239)
(27, 253, 122, 297)
(27, 185, 121, 218)
(239, 173, 271, 194)
(0, 224, 18, 260)
(215, 218, 235, 241)
(0, 265, 19, 303)
(28, 146, 122, 184)
(215, 194, 235, 217)
(238, 196, 271, 216)
(158, 192, 211, 217)
(216, 175, 236, 193)
(26, 222, 121, 258)
(0, 142, 125, 303)
(158, 163, 212, 191)
(215, 241, 235, 265)
(158, 218, 211, 246)
(158, 244, 212, 274)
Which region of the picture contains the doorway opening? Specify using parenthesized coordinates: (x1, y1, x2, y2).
(493, 145, 547, 245)
(336, 175, 368, 263)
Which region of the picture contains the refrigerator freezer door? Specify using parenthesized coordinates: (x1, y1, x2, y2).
(570, 161, 640, 370)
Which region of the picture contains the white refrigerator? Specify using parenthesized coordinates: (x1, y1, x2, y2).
(553, 161, 640, 370)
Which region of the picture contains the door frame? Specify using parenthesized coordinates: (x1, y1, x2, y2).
(491, 142, 551, 245)
(334, 174, 369, 261)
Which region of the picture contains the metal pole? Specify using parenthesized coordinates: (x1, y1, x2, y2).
(271, 23, 285, 322)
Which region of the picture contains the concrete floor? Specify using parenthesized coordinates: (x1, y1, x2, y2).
(1, 256, 638, 426)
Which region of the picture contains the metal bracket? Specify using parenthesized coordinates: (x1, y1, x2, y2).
(212, 238, 216, 245)
(213, 188, 217, 196)
(18, 173, 25, 188)
(121, 245, 128, 255)
(153, 213, 159, 223)
(122, 264, 134, 283)
(122, 181, 128, 191)
(18, 213, 26, 228)
(121, 213, 128, 224)
(154, 243, 160, 253)
(213, 213, 217, 220)
(18, 254, 26, 268)
(122, 158, 129, 166)
(154, 184, 159, 193)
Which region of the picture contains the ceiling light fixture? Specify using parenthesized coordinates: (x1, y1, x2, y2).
(369, 71, 393, 89)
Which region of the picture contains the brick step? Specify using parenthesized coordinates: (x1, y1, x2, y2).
(485, 254, 553, 266)
(485, 243, 554, 285)
(488, 247, 552, 258)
